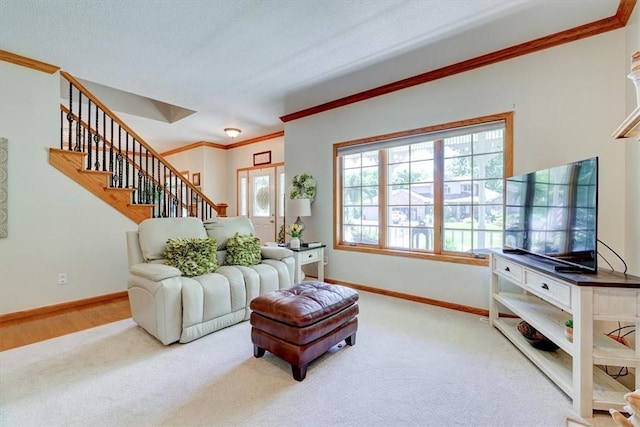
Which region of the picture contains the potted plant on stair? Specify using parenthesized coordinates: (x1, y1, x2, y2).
(564, 319, 573, 342)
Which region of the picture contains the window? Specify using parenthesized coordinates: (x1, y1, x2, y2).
(238, 175, 247, 216)
(334, 112, 513, 264)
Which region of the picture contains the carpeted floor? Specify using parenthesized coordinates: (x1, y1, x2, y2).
(0, 291, 618, 426)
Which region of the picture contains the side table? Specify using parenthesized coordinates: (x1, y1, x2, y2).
(289, 245, 325, 283)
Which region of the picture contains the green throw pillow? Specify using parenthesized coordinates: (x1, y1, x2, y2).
(164, 237, 218, 277)
(226, 232, 262, 266)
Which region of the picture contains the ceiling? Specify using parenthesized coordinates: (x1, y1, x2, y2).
(0, 0, 621, 153)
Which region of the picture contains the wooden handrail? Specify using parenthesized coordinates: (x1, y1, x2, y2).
(60, 71, 226, 216)
(60, 104, 180, 203)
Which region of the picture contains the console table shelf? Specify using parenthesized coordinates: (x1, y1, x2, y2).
(494, 317, 630, 411)
(489, 250, 640, 418)
(495, 292, 573, 353)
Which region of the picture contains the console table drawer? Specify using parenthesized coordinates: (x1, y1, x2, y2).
(524, 270, 571, 308)
(300, 249, 320, 264)
(493, 256, 523, 283)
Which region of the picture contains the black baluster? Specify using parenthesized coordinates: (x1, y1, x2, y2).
(145, 148, 149, 202)
(94, 104, 100, 170)
(138, 143, 143, 199)
(125, 134, 130, 189)
(160, 166, 165, 217)
(109, 120, 114, 186)
(137, 170, 144, 204)
(87, 100, 92, 169)
(75, 91, 82, 151)
(179, 179, 184, 216)
(132, 138, 136, 190)
(102, 111, 106, 171)
(154, 158, 158, 217)
(116, 126, 122, 188)
(67, 82, 73, 150)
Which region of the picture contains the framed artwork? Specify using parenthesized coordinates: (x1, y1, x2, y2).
(192, 173, 201, 186)
(253, 151, 271, 166)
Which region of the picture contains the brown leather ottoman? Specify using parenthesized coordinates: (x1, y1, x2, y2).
(250, 281, 359, 381)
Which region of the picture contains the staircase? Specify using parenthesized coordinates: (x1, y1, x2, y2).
(52, 71, 226, 223)
(49, 148, 154, 223)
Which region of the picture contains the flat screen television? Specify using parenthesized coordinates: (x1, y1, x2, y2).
(504, 156, 598, 273)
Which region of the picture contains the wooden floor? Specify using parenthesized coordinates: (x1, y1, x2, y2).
(0, 297, 131, 352)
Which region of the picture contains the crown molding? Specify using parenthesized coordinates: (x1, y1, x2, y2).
(280, 0, 636, 123)
(224, 131, 284, 149)
(616, 0, 637, 25)
(161, 131, 284, 157)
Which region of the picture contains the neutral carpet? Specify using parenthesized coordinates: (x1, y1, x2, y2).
(0, 291, 618, 427)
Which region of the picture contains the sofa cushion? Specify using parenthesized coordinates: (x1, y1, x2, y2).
(261, 246, 293, 261)
(226, 232, 261, 266)
(164, 237, 218, 277)
(203, 216, 256, 250)
(139, 217, 207, 262)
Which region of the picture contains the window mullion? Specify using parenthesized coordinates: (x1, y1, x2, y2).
(335, 155, 344, 244)
(379, 149, 388, 248)
(433, 140, 444, 254)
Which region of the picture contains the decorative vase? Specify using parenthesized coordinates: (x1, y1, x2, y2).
(565, 326, 573, 343)
(290, 237, 300, 249)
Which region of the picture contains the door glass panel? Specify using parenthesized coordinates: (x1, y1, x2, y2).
(252, 175, 270, 217)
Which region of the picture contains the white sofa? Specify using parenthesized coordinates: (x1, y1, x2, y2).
(126, 216, 294, 345)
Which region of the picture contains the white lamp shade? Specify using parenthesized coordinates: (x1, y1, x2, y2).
(288, 198, 311, 217)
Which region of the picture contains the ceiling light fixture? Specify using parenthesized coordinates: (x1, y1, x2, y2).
(224, 128, 241, 138)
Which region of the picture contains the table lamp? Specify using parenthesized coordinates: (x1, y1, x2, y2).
(288, 198, 311, 239)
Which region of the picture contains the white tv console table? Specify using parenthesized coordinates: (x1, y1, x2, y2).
(489, 250, 640, 418)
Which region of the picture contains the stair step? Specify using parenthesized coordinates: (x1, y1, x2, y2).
(49, 148, 153, 224)
(126, 204, 155, 224)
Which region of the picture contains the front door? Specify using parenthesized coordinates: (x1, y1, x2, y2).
(248, 168, 276, 242)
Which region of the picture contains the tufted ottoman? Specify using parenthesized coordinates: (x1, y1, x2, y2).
(250, 281, 359, 381)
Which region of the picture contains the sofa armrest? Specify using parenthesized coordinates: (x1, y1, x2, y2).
(261, 247, 293, 261)
(130, 263, 181, 281)
(128, 263, 183, 345)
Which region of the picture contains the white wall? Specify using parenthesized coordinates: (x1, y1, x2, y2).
(164, 147, 205, 184)
(202, 147, 228, 206)
(284, 30, 629, 310)
(624, 6, 640, 276)
(0, 61, 136, 314)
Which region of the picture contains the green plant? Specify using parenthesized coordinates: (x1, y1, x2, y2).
(277, 224, 286, 244)
(565, 319, 573, 328)
(289, 173, 316, 202)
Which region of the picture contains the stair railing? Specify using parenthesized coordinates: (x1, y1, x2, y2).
(59, 71, 226, 219)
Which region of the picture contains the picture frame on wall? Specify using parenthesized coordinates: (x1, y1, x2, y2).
(192, 173, 200, 186)
(253, 151, 271, 166)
